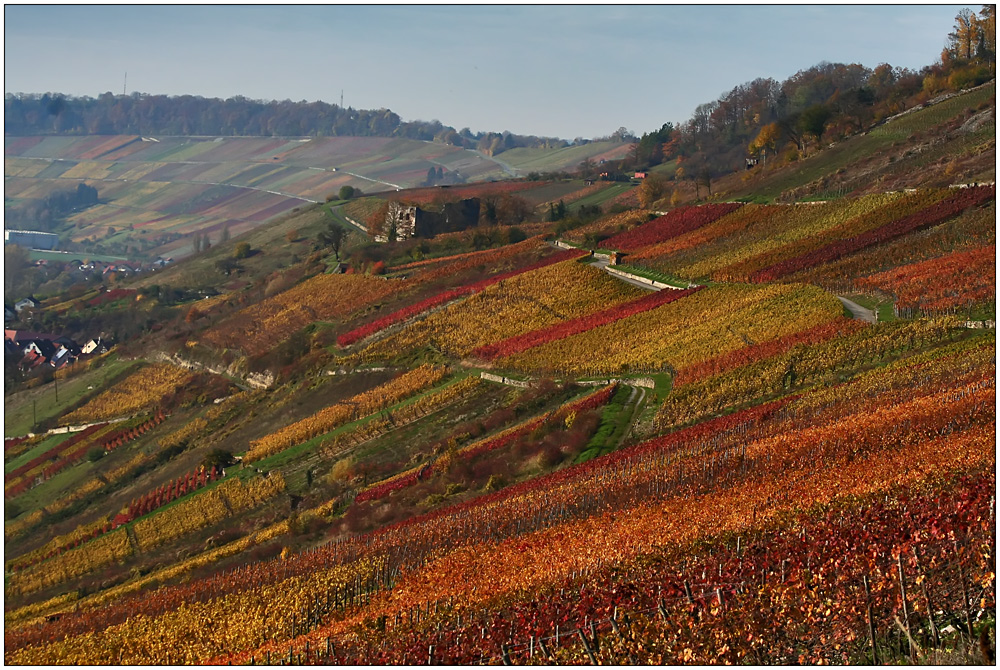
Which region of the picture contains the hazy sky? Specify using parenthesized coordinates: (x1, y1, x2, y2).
(4, 4, 965, 139)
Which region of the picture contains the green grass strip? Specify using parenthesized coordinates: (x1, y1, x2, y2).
(247, 372, 473, 470)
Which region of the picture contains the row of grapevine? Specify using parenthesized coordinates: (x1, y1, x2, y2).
(201, 273, 402, 357)
(356, 385, 616, 503)
(244, 365, 449, 462)
(346, 257, 641, 361)
(389, 238, 544, 272)
(471, 286, 702, 361)
(4, 435, 31, 455)
(403, 236, 549, 285)
(672, 317, 866, 387)
(337, 246, 587, 347)
(5, 423, 109, 490)
(443, 384, 616, 467)
(599, 203, 743, 252)
(318, 377, 485, 460)
(8, 347, 992, 663)
(62, 363, 192, 423)
(559, 209, 652, 246)
(207, 359, 992, 665)
(750, 185, 995, 282)
(855, 244, 995, 315)
(121, 464, 224, 525)
(626, 203, 797, 265)
(7, 516, 296, 630)
(710, 190, 952, 282)
(132, 472, 287, 552)
(622, 190, 958, 283)
(785, 200, 995, 290)
(27, 413, 164, 486)
(266, 474, 994, 665)
(8, 420, 172, 569)
(497, 283, 844, 377)
(6, 471, 285, 598)
(96, 412, 166, 453)
(4, 450, 153, 543)
(5, 517, 116, 573)
(8, 549, 387, 665)
(657, 318, 968, 430)
(6, 528, 134, 597)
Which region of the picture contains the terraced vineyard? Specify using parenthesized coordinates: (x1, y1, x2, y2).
(4, 71, 996, 666)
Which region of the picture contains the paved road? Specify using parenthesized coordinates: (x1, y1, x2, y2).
(837, 296, 877, 323)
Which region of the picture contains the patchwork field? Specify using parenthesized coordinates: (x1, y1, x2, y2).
(4, 136, 630, 259)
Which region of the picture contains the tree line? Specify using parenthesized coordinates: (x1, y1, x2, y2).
(591, 6, 995, 182)
(3, 92, 582, 157)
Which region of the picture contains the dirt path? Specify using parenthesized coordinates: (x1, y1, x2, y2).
(616, 385, 646, 449)
(836, 296, 877, 323)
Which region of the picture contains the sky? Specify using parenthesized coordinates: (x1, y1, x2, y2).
(4, 4, 966, 139)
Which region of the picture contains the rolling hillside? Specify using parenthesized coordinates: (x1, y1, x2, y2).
(4, 135, 630, 259)
(4, 36, 997, 667)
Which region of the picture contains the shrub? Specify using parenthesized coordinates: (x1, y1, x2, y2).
(201, 449, 235, 470)
(507, 226, 527, 244)
(326, 458, 355, 487)
(233, 242, 252, 260)
(482, 475, 505, 492)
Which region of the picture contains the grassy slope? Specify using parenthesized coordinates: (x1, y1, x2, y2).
(3, 357, 138, 437)
(721, 83, 995, 202)
(495, 141, 631, 173)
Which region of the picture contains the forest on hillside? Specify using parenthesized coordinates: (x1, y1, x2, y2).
(2, 93, 583, 156)
(618, 6, 996, 181)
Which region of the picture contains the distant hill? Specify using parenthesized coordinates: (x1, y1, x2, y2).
(3, 135, 629, 259)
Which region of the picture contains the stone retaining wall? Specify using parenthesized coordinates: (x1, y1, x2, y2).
(479, 372, 532, 388)
(603, 266, 689, 291)
(577, 377, 655, 389)
(152, 352, 274, 389)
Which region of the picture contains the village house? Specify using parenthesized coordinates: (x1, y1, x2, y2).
(5, 330, 90, 373)
(14, 297, 41, 314)
(81, 337, 111, 355)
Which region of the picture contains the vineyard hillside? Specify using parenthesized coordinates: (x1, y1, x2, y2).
(4, 34, 996, 667)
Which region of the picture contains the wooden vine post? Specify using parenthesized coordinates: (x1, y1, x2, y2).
(956, 548, 975, 644)
(863, 575, 878, 665)
(578, 628, 598, 665)
(897, 552, 914, 661)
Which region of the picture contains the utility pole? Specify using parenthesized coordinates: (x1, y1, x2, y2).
(123, 71, 127, 97)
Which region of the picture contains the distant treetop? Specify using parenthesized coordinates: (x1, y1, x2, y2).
(3, 92, 586, 156)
